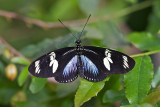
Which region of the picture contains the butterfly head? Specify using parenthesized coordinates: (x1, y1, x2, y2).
(75, 40, 81, 45)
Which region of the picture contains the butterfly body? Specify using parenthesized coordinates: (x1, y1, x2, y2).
(29, 40, 135, 83)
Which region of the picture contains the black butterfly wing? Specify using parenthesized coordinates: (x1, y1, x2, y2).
(80, 54, 109, 82)
(54, 54, 79, 83)
(28, 47, 78, 83)
(80, 46, 135, 82)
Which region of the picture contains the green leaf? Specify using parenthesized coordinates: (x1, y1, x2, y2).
(11, 57, 30, 65)
(124, 56, 153, 104)
(75, 77, 109, 107)
(127, 32, 160, 51)
(152, 66, 160, 88)
(143, 90, 160, 105)
(78, 0, 99, 15)
(18, 66, 29, 86)
(103, 90, 124, 103)
(29, 77, 47, 94)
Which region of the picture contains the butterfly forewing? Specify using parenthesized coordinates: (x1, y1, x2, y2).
(28, 47, 78, 80)
(83, 46, 135, 75)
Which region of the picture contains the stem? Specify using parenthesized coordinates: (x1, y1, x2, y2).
(0, 36, 28, 60)
(130, 50, 160, 58)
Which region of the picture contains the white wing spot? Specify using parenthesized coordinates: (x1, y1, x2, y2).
(35, 60, 40, 74)
(49, 52, 58, 73)
(123, 56, 129, 69)
(103, 49, 113, 71)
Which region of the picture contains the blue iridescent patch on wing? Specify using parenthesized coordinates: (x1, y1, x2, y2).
(81, 55, 98, 76)
(63, 55, 78, 77)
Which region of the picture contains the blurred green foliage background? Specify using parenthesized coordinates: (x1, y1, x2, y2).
(0, 0, 160, 107)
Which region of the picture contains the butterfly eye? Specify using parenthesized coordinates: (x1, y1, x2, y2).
(75, 40, 81, 45)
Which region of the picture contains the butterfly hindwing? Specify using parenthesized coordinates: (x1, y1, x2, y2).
(83, 46, 135, 75)
(81, 52, 108, 82)
(54, 55, 78, 83)
(28, 47, 78, 82)
(80, 49, 109, 82)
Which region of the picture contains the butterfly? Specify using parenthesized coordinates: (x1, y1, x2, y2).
(28, 15, 135, 83)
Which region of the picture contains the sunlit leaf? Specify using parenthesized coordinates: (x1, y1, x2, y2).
(29, 77, 47, 94)
(18, 66, 29, 86)
(11, 57, 30, 65)
(124, 56, 153, 104)
(127, 32, 160, 51)
(75, 77, 109, 107)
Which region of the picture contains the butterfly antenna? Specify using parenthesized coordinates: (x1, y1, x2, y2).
(58, 19, 78, 40)
(79, 14, 91, 40)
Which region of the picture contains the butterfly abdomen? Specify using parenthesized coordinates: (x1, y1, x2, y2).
(77, 55, 84, 77)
